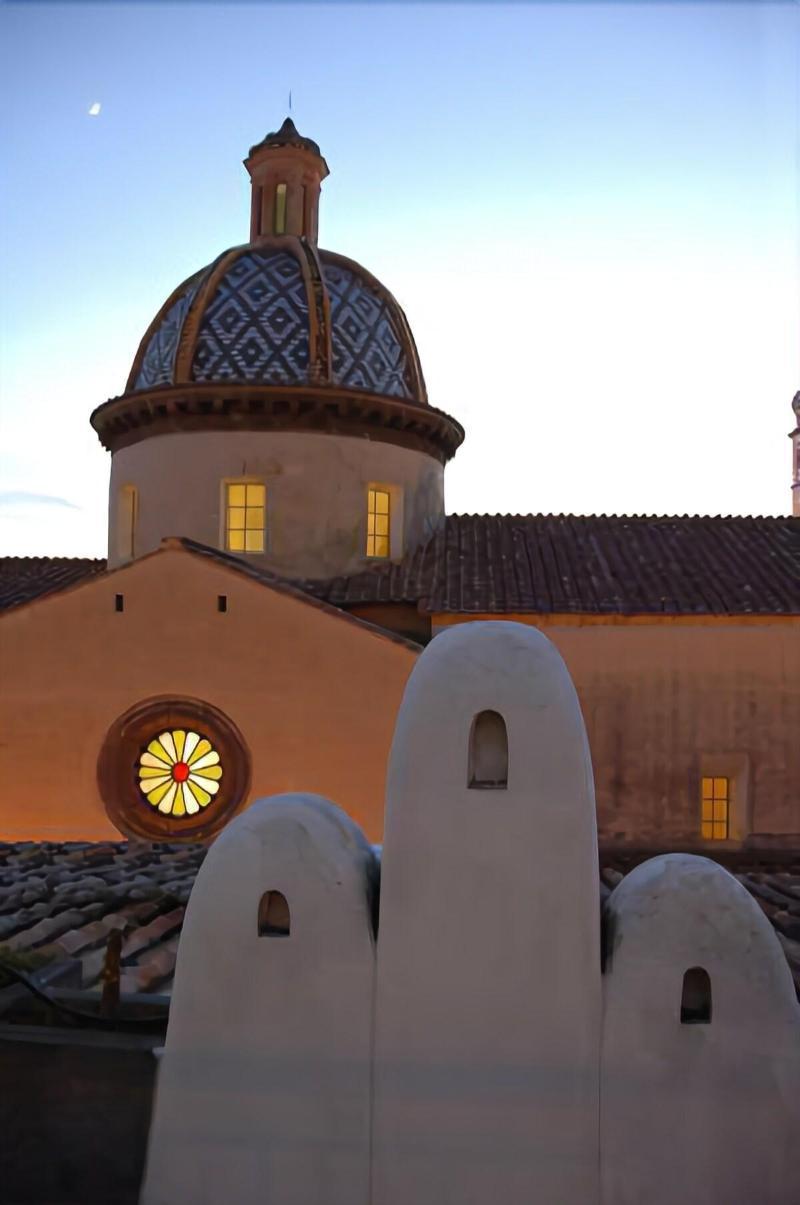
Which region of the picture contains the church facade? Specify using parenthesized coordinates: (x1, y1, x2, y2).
(1, 120, 798, 850)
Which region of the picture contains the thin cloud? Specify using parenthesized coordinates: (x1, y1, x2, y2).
(0, 491, 80, 511)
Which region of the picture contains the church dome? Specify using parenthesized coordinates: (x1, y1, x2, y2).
(91, 119, 462, 465)
(128, 241, 425, 402)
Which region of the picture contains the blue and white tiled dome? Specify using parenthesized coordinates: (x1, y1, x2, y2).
(128, 240, 427, 404)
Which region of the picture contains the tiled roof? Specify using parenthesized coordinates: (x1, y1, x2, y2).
(0, 542, 422, 650)
(0, 556, 106, 611)
(0, 842, 205, 997)
(1, 842, 798, 1001)
(306, 514, 800, 615)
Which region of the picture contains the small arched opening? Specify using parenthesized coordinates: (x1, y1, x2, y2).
(680, 966, 712, 1024)
(468, 710, 508, 790)
(258, 890, 290, 938)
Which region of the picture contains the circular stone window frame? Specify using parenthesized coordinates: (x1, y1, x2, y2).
(98, 696, 251, 842)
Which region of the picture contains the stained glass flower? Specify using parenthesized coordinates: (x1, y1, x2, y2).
(137, 730, 223, 817)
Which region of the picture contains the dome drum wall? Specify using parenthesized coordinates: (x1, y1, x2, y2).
(107, 430, 445, 577)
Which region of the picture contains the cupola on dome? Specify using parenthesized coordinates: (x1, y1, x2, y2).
(91, 119, 463, 465)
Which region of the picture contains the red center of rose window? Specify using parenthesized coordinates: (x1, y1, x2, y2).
(172, 761, 190, 783)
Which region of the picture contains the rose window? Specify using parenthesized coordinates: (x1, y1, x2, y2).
(137, 730, 223, 817)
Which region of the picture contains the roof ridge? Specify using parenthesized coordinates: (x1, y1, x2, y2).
(445, 512, 797, 523)
(0, 555, 106, 564)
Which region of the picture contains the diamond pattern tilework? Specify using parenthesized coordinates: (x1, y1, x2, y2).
(323, 261, 414, 399)
(134, 272, 205, 390)
(191, 251, 310, 384)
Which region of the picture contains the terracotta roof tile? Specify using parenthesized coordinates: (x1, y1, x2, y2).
(306, 514, 800, 615)
(0, 556, 106, 610)
(0, 842, 798, 1004)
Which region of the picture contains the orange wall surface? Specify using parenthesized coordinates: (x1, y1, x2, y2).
(2, 564, 798, 850)
(0, 547, 417, 844)
(435, 613, 800, 848)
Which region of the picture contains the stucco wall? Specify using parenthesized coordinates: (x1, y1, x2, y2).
(434, 615, 800, 848)
(372, 622, 601, 1205)
(107, 430, 444, 577)
(601, 854, 800, 1204)
(141, 795, 376, 1205)
(0, 546, 416, 843)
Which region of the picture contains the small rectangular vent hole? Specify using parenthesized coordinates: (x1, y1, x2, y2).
(114, 594, 124, 613)
(217, 595, 228, 613)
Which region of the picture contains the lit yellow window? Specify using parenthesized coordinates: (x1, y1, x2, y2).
(366, 487, 391, 558)
(225, 482, 265, 553)
(701, 776, 730, 840)
(275, 183, 287, 234)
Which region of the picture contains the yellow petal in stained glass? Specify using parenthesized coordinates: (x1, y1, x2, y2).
(189, 749, 220, 772)
(189, 773, 221, 795)
(158, 782, 178, 814)
(182, 783, 200, 815)
(145, 780, 174, 807)
(187, 780, 212, 807)
(145, 741, 173, 768)
(159, 731, 177, 763)
(191, 762, 222, 781)
(183, 731, 200, 763)
(139, 766, 173, 781)
(137, 729, 222, 818)
(139, 774, 172, 795)
(187, 738, 212, 765)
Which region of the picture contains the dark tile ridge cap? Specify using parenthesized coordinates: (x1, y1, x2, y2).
(170, 538, 423, 652)
(446, 512, 798, 523)
(0, 555, 106, 565)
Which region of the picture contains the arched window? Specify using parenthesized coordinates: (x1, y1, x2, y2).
(468, 710, 508, 789)
(258, 890, 290, 938)
(680, 966, 711, 1023)
(274, 183, 287, 234)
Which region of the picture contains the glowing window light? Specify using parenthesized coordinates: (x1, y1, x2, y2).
(366, 487, 390, 558)
(137, 730, 223, 817)
(226, 481, 265, 553)
(275, 183, 287, 234)
(701, 776, 729, 840)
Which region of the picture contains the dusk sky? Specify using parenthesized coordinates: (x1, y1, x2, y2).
(1, 2, 797, 557)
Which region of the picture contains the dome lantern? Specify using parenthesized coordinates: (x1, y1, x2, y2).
(244, 117, 329, 244)
(92, 120, 463, 580)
